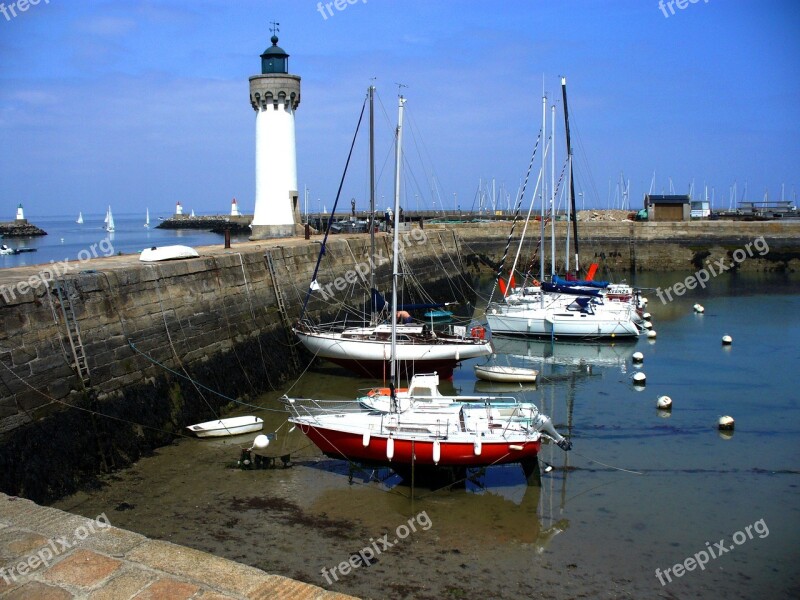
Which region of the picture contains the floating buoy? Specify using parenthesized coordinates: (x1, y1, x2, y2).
(657, 395, 672, 410)
(647, 330, 657, 339)
(643, 320, 653, 330)
(252, 434, 270, 450)
(718, 416, 735, 430)
(641, 297, 649, 306)
(693, 303, 705, 313)
(643, 312, 651, 320)
(432, 439, 441, 465)
(633, 372, 646, 385)
(632, 351, 644, 363)
(722, 335, 732, 345)
(386, 436, 394, 461)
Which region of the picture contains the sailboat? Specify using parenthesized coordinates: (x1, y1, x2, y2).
(284, 95, 571, 480)
(293, 86, 491, 379)
(144, 208, 150, 228)
(486, 80, 641, 340)
(103, 206, 115, 232)
(76, 212, 83, 224)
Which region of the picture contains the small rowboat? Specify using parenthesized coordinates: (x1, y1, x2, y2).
(474, 364, 538, 383)
(186, 416, 263, 438)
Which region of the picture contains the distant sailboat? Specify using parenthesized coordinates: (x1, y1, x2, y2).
(104, 206, 115, 232)
(144, 208, 150, 228)
(76, 212, 83, 224)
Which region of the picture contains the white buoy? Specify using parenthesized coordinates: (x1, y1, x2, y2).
(386, 436, 394, 461)
(722, 335, 732, 345)
(362, 431, 371, 447)
(252, 434, 270, 450)
(632, 351, 644, 363)
(432, 439, 441, 465)
(641, 297, 649, 306)
(633, 372, 646, 385)
(643, 312, 651, 320)
(643, 320, 653, 330)
(693, 303, 705, 313)
(657, 395, 672, 410)
(647, 330, 657, 339)
(718, 416, 735, 430)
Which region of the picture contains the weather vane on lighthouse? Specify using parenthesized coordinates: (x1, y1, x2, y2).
(270, 21, 280, 36)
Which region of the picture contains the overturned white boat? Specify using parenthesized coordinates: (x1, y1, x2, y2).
(186, 416, 263, 438)
(140, 244, 199, 262)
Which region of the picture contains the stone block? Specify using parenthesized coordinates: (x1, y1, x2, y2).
(43, 549, 122, 589)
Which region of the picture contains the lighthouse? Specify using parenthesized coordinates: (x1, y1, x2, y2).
(249, 25, 302, 239)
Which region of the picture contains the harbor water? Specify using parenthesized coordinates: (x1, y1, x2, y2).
(52, 270, 800, 599)
(0, 213, 247, 268)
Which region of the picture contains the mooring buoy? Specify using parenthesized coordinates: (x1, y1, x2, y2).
(657, 395, 672, 410)
(632, 351, 644, 363)
(718, 415, 735, 430)
(722, 335, 732, 345)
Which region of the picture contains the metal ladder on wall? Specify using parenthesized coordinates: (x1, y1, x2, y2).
(264, 250, 301, 372)
(52, 280, 91, 386)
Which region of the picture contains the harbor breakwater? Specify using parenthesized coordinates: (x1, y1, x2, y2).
(0, 221, 798, 504)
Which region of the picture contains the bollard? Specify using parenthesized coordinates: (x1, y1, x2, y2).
(224, 227, 231, 249)
(305, 222, 310, 240)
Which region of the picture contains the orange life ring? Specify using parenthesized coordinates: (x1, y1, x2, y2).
(533, 279, 540, 287)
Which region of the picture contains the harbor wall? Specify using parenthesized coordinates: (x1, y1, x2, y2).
(0, 229, 477, 503)
(0, 221, 798, 503)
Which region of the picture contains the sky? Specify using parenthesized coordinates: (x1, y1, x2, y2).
(1, 0, 798, 219)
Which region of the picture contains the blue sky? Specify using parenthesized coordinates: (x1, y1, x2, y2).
(1, 0, 798, 218)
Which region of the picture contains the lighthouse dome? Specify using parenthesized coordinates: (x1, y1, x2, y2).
(261, 35, 289, 74)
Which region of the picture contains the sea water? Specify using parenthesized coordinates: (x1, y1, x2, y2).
(0, 213, 246, 268)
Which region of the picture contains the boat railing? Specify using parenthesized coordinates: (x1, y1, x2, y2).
(281, 396, 363, 421)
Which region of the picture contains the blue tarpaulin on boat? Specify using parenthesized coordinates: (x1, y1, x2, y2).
(553, 274, 609, 288)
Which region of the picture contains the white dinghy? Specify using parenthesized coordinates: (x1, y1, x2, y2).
(187, 416, 263, 438)
(140, 245, 199, 262)
(474, 364, 539, 383)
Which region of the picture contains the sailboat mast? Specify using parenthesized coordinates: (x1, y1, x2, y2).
(561, 77, 579, 276)
(539, 91, 546, 290)
(390, 95, 406, 398)
(550, 103, 556, 278)
(369, 85, 377, 325)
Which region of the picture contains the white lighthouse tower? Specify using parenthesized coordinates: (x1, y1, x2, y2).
(249, 24, 302, 239)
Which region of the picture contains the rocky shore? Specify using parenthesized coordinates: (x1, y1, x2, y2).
(0, 222, 47, 237)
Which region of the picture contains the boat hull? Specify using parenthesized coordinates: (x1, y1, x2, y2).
(474, 365, 538, 383)
(297, 422, 541, 467)
(294, 328, 492, 378)
(187, 416, 263, 438)
(487, 306, 640, 339)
